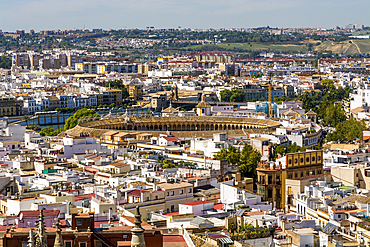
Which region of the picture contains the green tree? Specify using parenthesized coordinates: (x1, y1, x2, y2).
(215, 144, 261, 179)
(239, 144, 261, 179)
(105, 79, 129, 99)
(286, 142, 306, 153)
(220, 88, 245, 102)
(326, 118, 367, 142)
(40, 127, 63, 136)
(22, 115, 31, 127)
(275, 145, 287, 158)
(162, 159, 177, 169)
(321, 104, 346, 127)
(39, 126, 55, 136)
(0, 56, 11, 69)
(64, 108, 100, 130)
(214, 146, 241, 165)
(27, 123, 40, 131)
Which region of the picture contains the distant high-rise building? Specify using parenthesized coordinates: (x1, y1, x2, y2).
(354, 24, 364, 30)
(29, 29, 35, 35)
(345, 24, 355, 29)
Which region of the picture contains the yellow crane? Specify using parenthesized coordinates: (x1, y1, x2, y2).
(268, 83, 273, 118)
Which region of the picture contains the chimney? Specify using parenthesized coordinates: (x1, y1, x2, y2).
(66, 201, 71, 215)
(108, 208, 113, 223)
(140, 189, 144, 202)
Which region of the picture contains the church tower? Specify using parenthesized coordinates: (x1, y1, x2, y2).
(131, 206, 146, 247)
(27, 229, 35, 247)
(53, 218, 63, 247)
(196, 94, 211, 116)
(35, 210, 48, 247)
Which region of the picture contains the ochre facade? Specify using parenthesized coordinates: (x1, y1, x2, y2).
(256, 150, 324, 209)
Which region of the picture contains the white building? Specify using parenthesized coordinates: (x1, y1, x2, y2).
(179, 200, 214, 216)
(350, 85, 370, 110)
(6, 197, 46, 215)
(151, 134, 181, 146)
(220, 180, 272, 211)
(190, 133, 231, 158)
(51, 134, 101, 159)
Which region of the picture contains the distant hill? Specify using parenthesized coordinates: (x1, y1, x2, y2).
(314, 39, 370, 54)
(175, 39, 370, 55)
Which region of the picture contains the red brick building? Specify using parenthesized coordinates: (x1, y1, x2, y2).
(1, 210, 163, 247)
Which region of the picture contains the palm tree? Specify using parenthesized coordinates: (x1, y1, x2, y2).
(22, 115, 31, 128)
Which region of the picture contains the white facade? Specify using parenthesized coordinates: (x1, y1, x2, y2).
(6, 198, 46, 215)
(53, 136, 101, 159)
(220, 180, 272, 211)
(179, 201, 214, 215)
(350, 85, 370, 110)
(190, 133, 230, 158)
(6, 125, 26, 142)
(196, 106, 211, 116)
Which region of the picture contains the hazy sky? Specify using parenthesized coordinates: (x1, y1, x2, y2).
(0, 0, 368, 31)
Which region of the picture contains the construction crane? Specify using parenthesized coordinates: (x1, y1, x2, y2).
(268, 83, 273, 118)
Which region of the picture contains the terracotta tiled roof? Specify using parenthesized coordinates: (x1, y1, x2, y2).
(332, 194, 370, 205)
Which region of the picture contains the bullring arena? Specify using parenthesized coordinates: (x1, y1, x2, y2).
(66, 115, 282, 138)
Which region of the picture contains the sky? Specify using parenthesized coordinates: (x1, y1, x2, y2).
(0, 0, 368, 32)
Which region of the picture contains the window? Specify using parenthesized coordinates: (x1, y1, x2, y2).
(167, 192, 169, 196)
(146, 197, 149, 201)
(294, 158, 297, 164)
(76, 219, 82, 226)
(312, 157, 315, 162)
(338, 214, 341, 218)
(300, 158, 303, 163)
(318, 156, 321, 161)
(171, 191, 174, 196)
(268, 189, 273, 198)
(188, 188, 192, 193)
(288, 159, 292, 164)
(268, 175, 272, 184)
(94, 241, 102, 247)
(155, 195, 158, 200)
(306, 157, 310, 162)
(79, 243, 87, 247)
(180, 189, 183, 195)
(65, 241, 73, 247)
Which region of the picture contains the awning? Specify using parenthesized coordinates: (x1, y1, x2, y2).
(218, 238, 233, 244)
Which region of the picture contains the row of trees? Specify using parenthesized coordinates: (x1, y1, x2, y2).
(220, 88, 245, 102)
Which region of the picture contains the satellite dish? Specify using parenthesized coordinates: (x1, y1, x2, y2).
(20, 213, 23, 221)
